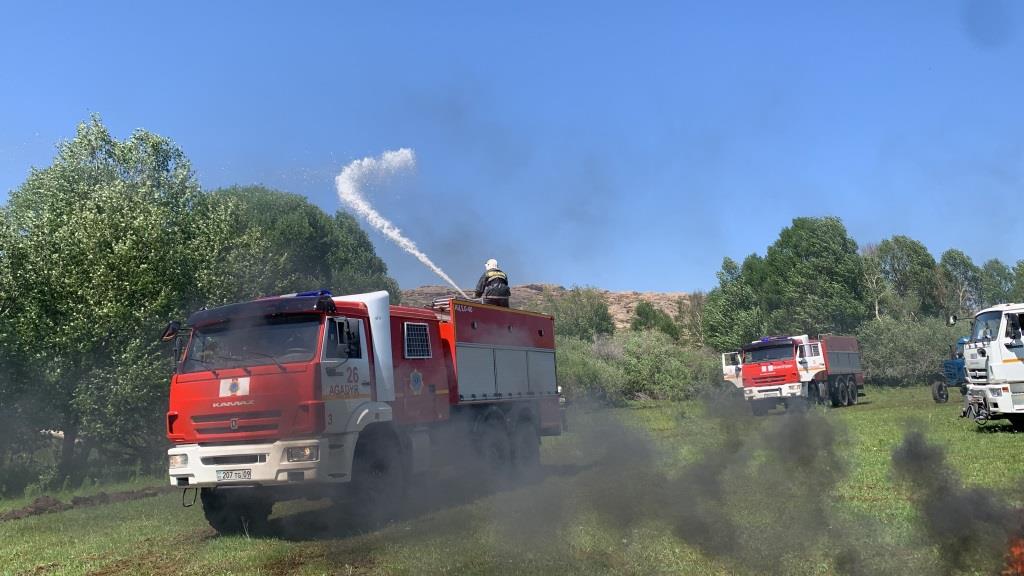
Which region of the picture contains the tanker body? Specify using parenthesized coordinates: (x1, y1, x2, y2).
(164, 291, 561, 533)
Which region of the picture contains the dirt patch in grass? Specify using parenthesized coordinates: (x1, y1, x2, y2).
(0, 487, 173, 523)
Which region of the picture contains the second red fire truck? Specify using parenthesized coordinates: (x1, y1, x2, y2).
(722, 334, 864, 415)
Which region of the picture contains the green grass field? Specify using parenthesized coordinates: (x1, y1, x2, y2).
(2, 386, 1023, 576)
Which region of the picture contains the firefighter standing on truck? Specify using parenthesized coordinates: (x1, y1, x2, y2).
(475, 259, 511, 307)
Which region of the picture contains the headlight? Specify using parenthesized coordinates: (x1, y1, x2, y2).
(169, 454, 188, 469)
(989, 388, 1003, 398)
(286, 446, 319, 462)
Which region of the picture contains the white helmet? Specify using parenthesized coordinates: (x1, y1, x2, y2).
(485, 258, 498, 270)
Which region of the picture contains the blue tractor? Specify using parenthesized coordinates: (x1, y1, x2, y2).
(932, 337, 969, 403)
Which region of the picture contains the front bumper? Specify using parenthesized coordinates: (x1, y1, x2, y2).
(168, 438, 329, 488)
(966, 384, 1024, 417)
(744, 382, 803, 401)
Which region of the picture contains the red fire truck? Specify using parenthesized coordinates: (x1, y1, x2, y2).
(738, 334, 863, 415)
(162, 290, 561, 533)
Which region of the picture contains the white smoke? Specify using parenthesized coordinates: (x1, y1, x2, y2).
(335, 148, 469, 298)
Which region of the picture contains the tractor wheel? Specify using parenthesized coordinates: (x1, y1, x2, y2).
(847, 377, 859, 406)
(350, 432, 405, 528)
(931, 380, 949, 404)
(200, 488, 272, 536)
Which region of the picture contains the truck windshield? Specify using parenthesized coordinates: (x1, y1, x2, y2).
(743, 345, 793, 363)
(182, 315, 321, 373)
(971, 311, 1002, 340)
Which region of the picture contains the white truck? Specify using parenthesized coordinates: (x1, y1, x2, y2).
(959, 303, 1024, 426)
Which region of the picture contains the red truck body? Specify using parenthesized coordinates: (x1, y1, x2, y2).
(739, 334, 864, 414)
(165, 291, 560, 532)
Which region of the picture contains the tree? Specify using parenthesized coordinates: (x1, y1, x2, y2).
(876, 235, 940, 317)
(979, 259, 1014, 308)
(631, 300, 680, 340)
(543, 286, 614, 341)
(703, 257, 765, 351)
(1013, 260, 1024, 302)
(759, 217, 866, 335)
(861, 244, 895, 320)
(211, 186, 400, 301)
(3, 117, 236, 481)
(938, 249, 980, 315)
(677, 292, 706, 347)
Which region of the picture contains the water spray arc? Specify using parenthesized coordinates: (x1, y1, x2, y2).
(335, 148, 469, 299)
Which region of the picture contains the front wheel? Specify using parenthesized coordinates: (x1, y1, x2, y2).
(932, 380, 949, 404)
(350, 433, 405, 528)
(200, 488, 273, 536)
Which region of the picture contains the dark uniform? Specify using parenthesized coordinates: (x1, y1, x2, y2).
(474, 268, 511, 307)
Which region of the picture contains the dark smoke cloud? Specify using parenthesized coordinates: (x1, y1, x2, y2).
(268, 395, 1023, 576)
(892, 428, 1018, 575)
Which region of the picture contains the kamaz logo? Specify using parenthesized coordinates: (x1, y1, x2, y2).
(212, 400, 255, 408)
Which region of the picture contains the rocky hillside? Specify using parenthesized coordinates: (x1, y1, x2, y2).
(401, 284, 690, 330)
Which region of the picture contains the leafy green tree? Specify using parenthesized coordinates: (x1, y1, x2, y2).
(979, 258, 1014, 308)
(703, 257, 765, 351)
(876, 235, 940, 317)
(1013, 260, 1024, 302)
(858, 317, 964, 386)
(938, 249, 980, 315)
(759, 217, 866, 336)
(544, 286, 614, 341)
(677, 292, 706, 347)
(2, 117, 240, 481)
(211, 186, 400, 301)
(861, 244, 896, 320)
(631, 300, 680, 340)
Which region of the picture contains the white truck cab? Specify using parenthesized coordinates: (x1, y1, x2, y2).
(961, 303, 1024, 423)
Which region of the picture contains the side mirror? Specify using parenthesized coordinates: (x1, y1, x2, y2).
(947, 314, 958, 327)
(160, 321, 181, 342)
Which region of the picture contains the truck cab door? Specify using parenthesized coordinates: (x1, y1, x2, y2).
(721, 352, 742, 388)
(999, 312, 1024, 382)
(321, 317, 372, 434)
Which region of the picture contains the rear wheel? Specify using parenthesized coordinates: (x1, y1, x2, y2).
(200, 488, 273, 536)
(839, 375, 856, 405)
(512, 421, 541, 480)
(477, 418, 513, 477)
(932, 380, 949, 403)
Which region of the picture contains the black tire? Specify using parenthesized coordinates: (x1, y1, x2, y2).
(932, 380, 949, 403)
(512, 421, 541, 479)
(829, 378, 842, 407)
(848, 377, 859, 406)
(785, 396, 808, 412)
(839, 377, 851, 406)
(350, 432, 405, 528)
(477, 418, 513, 477)
(200, 488, 272, 536)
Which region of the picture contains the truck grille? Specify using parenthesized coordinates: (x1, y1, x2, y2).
(968, 369, 987, 382)
(752, 375, 786, 386)
(191, 410, 281, 436)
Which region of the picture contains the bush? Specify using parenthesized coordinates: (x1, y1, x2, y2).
(555, 331, 721, 405)
(555, 335, 627, 405)
(857, 316, 964, 386)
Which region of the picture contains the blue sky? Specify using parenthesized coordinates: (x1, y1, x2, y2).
(2, 1, 1022, 293)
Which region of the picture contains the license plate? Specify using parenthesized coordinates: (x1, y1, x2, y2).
(762, 391, 780, 397)
(216, 469, 252, 481)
